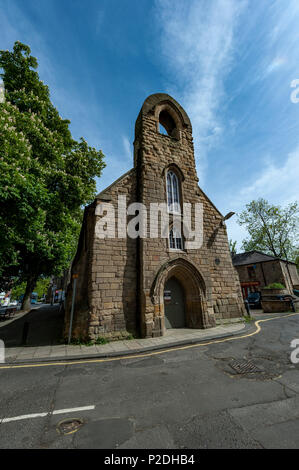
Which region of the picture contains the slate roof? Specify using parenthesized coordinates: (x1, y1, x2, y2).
(232, 250, 291, 266)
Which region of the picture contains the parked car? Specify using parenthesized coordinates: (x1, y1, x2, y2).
(31, 292, 38, 304)
(19, 292, 39, 305)
(247, 292, 262, 309)
(269, 292, 294, 301)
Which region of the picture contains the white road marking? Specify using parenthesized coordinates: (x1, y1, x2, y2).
(52, 405, 95, 415)
(0, 405, 95, 424)
(1, 412, 48, 423)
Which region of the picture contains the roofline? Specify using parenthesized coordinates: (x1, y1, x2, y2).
(96, 168, 135, 199)
(233, 250, 276, 260)
(198, 185, 223, 218)
(233, 250, 297, 266)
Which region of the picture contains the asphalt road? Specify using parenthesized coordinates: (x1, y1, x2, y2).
(0, 304, 63, 347)
(0, 313, 299, 449)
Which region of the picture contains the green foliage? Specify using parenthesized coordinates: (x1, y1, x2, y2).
(10, 277, 50, 300)
(95, 336, 110, 345)
(237, 198, 299, 262)
(125, 334, 134, 340)
(243, 315, 255, 323)
(229, 239, 237, 254)
(34, 277, 51, 298)
(0, 42, 105, 302)
(10, 281, 26, 300)
(264, 283, 285, 289)
(70, 338, 94, 346)
(69, 336, 110, 346)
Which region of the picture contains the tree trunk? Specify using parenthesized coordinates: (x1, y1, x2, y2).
(22, 275, 37, 311)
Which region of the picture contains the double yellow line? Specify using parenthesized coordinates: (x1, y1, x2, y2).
(0, 313, 298, 370)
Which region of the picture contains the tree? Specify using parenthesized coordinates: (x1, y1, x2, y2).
(0, 42, 105, 310)
(237, 198, 299, 261)
(10, 277, 50, 301)
(229, 239, 237, 255)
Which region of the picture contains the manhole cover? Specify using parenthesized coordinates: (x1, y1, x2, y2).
(229, 359, 261, 374)
(57, 418, 84, 435)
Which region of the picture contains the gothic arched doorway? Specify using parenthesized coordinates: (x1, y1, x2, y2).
(150, 257, 214, 333)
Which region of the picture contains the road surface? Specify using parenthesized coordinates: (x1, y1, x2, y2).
(0, 313, 298, 449)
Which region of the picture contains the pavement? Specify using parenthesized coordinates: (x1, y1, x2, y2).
(0, 304, 254, 364)
(0, 304, 294, 365)
(0, 311, 298, 449)
(0, 303, 48, 328)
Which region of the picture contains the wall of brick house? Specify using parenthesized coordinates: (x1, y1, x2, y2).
(235, 263, 267, 287)
(288, 263, 299, 287)
(279, 261, 295, 293)
(262, 260, 284, 287)
(235, 259, 298, 294)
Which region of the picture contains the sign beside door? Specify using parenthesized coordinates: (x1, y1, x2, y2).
(164, 290, 171, 303)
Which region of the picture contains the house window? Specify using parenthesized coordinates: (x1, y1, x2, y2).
(247, 266, 255, 279)
(169, 226, 183, 250)
(167, 171, 180, 213)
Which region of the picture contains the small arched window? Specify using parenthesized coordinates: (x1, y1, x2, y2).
(159, 110, 176, 137)
(167, 171, 180, 213)
(169, 226, 183, 250)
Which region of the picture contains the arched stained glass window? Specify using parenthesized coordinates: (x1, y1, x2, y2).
(167, 171, 180, 213)
(169, 226, 183, 250)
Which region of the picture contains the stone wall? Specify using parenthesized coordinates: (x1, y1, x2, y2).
(64, 204, 96, 340)
(89, 170, 137, 340)
(134, 94, 245, 337)
(64, 93, 246, 340)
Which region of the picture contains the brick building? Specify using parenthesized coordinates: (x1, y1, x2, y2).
(64, 93, 245, 341)
(232, 250, 299, 299)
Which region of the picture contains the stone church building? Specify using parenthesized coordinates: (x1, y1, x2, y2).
(64, 93, 245, 341)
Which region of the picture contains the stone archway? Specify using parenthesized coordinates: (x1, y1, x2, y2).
(150, 258, 215, 333)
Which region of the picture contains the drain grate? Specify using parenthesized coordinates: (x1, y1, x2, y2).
(57, 418, 84, 435)
(229, 359, 261, 375)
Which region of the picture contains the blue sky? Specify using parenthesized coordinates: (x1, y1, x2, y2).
(1, 0, 299, 249)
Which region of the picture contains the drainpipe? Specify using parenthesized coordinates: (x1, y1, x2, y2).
(283, 249, 293, 293)
(260, 262, 267, 287)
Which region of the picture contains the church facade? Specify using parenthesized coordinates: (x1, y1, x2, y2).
(64, 93, 245, 341)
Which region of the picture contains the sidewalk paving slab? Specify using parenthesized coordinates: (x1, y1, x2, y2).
(2, 320, 254, 365)
(2, 310, 296, 366)
(95, 344, 116, 354)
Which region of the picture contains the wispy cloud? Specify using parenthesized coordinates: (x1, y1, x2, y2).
(226, 145, 299, 249)
(265, 56, 287, 75)
(154, 0, 247, 184)
(253, 1, 299, 85)
(0, 1, 107, 146)
(239, 146, 299, 206)
(122, 136, 132, 162)
(95, 9, 105, 35)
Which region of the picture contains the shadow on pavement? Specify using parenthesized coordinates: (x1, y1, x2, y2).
(0, 304, 64, 348)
